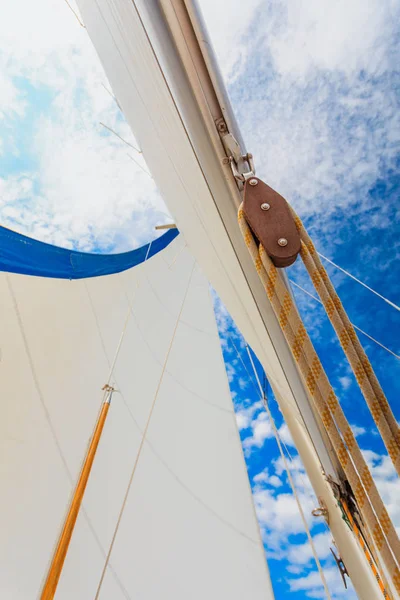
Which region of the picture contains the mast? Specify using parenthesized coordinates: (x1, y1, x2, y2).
(75, 0, 384, 596)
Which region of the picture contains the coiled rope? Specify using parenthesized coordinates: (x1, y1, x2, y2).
(238, 204, 400, 597)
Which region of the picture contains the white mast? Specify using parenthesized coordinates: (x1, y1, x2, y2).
(74, 0, 383, 597)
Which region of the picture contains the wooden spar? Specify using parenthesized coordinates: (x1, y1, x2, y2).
(40, 388, 113, 600)
(155, 224, 177, 230)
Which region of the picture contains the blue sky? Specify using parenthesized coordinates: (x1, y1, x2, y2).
(0, 0, 399, 598)
(205, 2, 400, 595)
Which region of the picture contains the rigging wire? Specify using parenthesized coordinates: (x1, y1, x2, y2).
(101, 83, 122, 111)
(94, 263, 196, 599)
(104, 241, 153, 390)
(228, 311, 329, 541)
(99, 122, 142, 154)
(245, 347, 332, 600)
(226, 330, 332, 598)
(289, 279, 400, 361)
(317, 252, 400, 313)
(227, 333, 262, 400)
(63, 0, 85, 27)
(127, 153, 152, 177)
(239, 205, 400, 594)
(227, 329, 329, 472)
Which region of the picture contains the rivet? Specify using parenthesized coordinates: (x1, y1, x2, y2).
(278, 238, 288, 247)
(249, 178, 258, 186)
(261, 203, 270, 211)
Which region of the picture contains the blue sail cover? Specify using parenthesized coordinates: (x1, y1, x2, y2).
(0, 226, 179, 279)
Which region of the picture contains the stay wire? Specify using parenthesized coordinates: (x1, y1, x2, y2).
(290, 279, 400, 361)
(227, 328, 332, 597)
(317, 252, 400, 313)
(245, 347, 332, 600)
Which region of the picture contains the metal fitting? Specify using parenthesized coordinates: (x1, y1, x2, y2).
(312, 506, 329, 519)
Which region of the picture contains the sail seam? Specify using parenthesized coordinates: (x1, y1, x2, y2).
(94, 260, 196, 598)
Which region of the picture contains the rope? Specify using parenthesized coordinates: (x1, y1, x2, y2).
(341, 500, 392, 599)
(63, 0, 85, 27)
(238, 205, 400, 596)
(317, 252, 400, 313)
(99, 122, 142, 154)
(289, 280, 400, 361)
(41, 390, 113, 600)
(245, 347, 332, 599)
(94, 262, 195, 599)
(127, 153, 152, 178)
(292, 214, 400, 476)
(105, 241, 152, 387)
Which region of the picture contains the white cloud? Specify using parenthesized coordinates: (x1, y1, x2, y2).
(243, 411, 273, 453)
(253, 468, 283, 488)
(2, 0, 398, 254)
(288, 565, 351, 595)
(252, 454, 318, 553)
(235, 399, 263, 431)
(0, 175, 33, 206)
(197, 0, 263, 80)
(0, 71, 25, 120)
(339, 375, 352, 391)
(0, 0, 170, 251)
(285, 564, 303, 575)
(362, 449, 400, 530)
(287, 531, 333, 566)
(278, 422, 296, 448)
(287, 564, 359, 600)
(265, 0, 396, 78)
(252, 446, 400, 596)
(200, 0, 400, 243)
(210, 290, 231, 337)
(351, 424, 366, 438)
(254, 488, 307, 538)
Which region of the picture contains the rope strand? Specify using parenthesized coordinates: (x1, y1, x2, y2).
(293, 214, 400, 474)
(289, 280, 400, 360)
(238, 204, 400, 596)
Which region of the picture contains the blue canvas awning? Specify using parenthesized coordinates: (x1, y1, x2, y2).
(0, 226, 179, 279)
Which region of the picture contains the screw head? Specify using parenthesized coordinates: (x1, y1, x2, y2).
(261, 203, 270, 211)
(249, 178, 258, 186)
(278, 238, 288, 247)
(217, 120, 228, 133)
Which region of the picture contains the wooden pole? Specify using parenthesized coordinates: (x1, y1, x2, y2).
(40, 388, 113, 599)
(155, 224, 177, 230)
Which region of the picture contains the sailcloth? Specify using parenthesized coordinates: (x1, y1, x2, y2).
(0, 229, 273, 599)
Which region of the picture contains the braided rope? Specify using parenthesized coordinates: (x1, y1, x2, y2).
(238, 205, 400, 596)
(291, 212, 400, 475)
(341, 500, 392, 599)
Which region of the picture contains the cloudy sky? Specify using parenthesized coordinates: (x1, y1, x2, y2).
(1, 0, 399, 598)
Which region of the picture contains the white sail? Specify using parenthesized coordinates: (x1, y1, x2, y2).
(0, 233, 273, 599)
(72, 1, 384, 597)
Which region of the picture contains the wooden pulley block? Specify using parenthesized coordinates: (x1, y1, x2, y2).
(243, 177, 301, 267)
